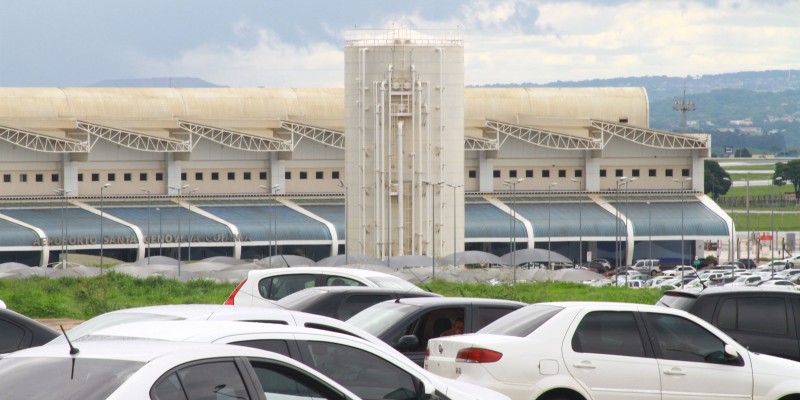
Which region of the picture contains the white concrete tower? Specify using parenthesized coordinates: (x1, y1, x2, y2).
(344, 29, 464, 260)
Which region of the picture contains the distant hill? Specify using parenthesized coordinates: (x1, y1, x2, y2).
(473, 70, 800, 155)
(89, 77, 225, 88)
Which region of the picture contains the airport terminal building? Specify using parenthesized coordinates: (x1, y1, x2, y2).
(0, 29, 731, 268)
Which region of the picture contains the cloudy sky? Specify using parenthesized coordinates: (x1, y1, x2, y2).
(1, 0, 797, 88)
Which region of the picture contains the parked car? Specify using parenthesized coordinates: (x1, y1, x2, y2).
(758, 260, 789, 272)
(631, 259, 661, 275)
(662, 265, 697, 277)
(347, 297, 526, 366)
(274, 286, 441, 321)
(657, 286, 800, 361)
(737, 258, 758, 269)
(79, 320, 509, 400)
(0, 307, 59, 355)
(225, 266, 424, 306)
(425, 301, 800, 400)
(589, 258, 611, 271)
(48, 304, 390, 350)
(724, 275, 764, 287)
(0, 340, 361, 400)
(757, 279, 797, 288)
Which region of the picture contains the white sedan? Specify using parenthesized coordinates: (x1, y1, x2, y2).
(425, 301, 800, 400)
(79, 320, 510, 400)
(0, 340, 361, 399)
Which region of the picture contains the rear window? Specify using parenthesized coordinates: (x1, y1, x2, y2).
(479, 304, 563, 337)
(347, 302, 420, 336)
(656, 292, 699, 311)
(0, 357, 143, 399)
(366, 276, 422, 292)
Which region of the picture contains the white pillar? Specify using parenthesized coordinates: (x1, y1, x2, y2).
(166, 154, 182, 195)
(478, 152, 494, 192)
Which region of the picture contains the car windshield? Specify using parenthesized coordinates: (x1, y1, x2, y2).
(275, 288, 326, 309)
(655, 292, 699, 310)
(0, 357, 144, 399)
(478, 304, 563, 337)
(346, 302, 420, 336)
(366, 276, 422, 292)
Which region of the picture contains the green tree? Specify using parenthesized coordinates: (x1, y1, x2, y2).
(774, 160, 800, 197)
(704, 160, 732, 200)
(735, 148, 752, 158)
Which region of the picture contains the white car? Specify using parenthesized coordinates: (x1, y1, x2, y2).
(425, 301, 800, 400)
(0, 339, 361, 400)
(225, 266, 424, 306)
(80, 320, 509, 400)
(48, 304, 392, 351)
(724, 275, 764, 286)
(662, 265, 697, 277)
(757, 279, 797, 289)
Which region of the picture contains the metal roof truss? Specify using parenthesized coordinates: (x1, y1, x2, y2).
(591, 119, 708, 149)
(465, 135, 499, 151)
(486, 119, 602, 150)
(178, 121, 292, 152)
(0, 125, 88, 153)
(77, 121, 190, 152)
(280, 120, 345, 150)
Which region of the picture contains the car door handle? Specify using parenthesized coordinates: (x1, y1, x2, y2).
(663, 368, 686, 376)
(572, 361, 596, 369)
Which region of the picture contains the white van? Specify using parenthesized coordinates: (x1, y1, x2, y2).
(632, 259, 661, 275)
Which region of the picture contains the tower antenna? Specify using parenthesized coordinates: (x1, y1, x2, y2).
(673, 80, 696, 133)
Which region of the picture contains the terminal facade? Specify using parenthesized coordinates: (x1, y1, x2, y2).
(0, 29, 730, 268)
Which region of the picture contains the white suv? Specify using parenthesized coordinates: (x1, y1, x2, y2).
(225, 266, 424, 306)
(632, 259, 661, 275)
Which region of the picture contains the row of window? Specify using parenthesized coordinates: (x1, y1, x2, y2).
(473, 168, 691, 179)
(1, 170, 344, 184)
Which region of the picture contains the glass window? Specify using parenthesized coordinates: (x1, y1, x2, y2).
(468, 170, 476, 178)
(574, 170, 582, 178)
(211, 172, 219, 181)
(303, 341, 418, 400)
(526, 170, 533, 178)
(2, 174, 10, 183)
(180, 172, 187, 181)
(194, 172, 203, 181)
(325, 276, 362, 287)
(0, 358, 143, 399)
(92, 173, 100, 182)
(18, 174, 27, 183)
(248, 359, 343, 400)
(261, 274, 317, 301)
(51, 174, 59, 182)
(509, 170, 517, 178)
(140, 173, 147, 181)
(718, 297, 788, 335)
(244, 172, 252, 180)
(475, 307, 519, 330)
(615, 169, 624, 177)
(572, 311, 645, 357)
(682, 168, 690, 177)
(108, 173, 116, 182)
(35, 174, 43, 182)
(632, 169, 640, 177)
(542, 170, 550, 178)
(156, 172, 164, 181)
(285, 171, 292, 180)
(299, 172, 308, 180)
(123, 173, 132, 182)
(154, 361, 249, 400)
(479, 304, 563, 337)
(0, 320, 25, 353)
(332, 171, 340, 180)
(646, 312, 729, 364)
(493, 170, 500, 178)
(335, 295, 392, 320)
(649, 169, 657, 177)
(600, 169, 607, 177)
(228, 172, 236, 180)
(232, 339, 292, 357)
(558, 170, 566, 178)
(259, 171, 267, 180)
(666, 169, 674, 177)
(315, 171, 324, 179)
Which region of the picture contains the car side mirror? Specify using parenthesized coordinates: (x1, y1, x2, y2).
(724, 344, 740, 360)
(395, 334, 419, 351)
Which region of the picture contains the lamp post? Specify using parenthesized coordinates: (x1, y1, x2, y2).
(139, 188, 152, 264)
(187, 187, 199, 264)
(647, 200, 652, 260)
(615, 177, 628, 270)
(338, 180, 348, 265)
(423, 180, 445, 280)
(673, 178, 692, 279)
(168, 184, 189, 275)
(623, 177, 637, 267)
(772, 176, 783, 277)
(571, 178, 583, 266)
(261, 184, 281, 267)
(547, 182, 558, 270)
(53, 188, 72, 267)
(746, 177, 751, 266)
(503, 178, 524, 281)
(156, 207, 162, 255)
(99, 183, 111, 273)
(446, 183, 463, 269)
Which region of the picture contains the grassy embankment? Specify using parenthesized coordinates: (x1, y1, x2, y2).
(0, 272, 664, 320)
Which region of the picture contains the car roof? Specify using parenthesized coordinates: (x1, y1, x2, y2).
(663, 286, 800, 298)
(246, 266, 397, 278)
(284, 286, 441, 296)
(373, 296, 527, 307)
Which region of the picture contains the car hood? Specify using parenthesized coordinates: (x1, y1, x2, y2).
(750, 351, 800, 377)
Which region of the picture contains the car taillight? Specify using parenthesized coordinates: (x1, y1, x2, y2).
(456, 347, 503, 363)
(223, 278, 248, 305)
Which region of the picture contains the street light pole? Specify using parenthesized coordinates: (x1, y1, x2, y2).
(673, 177, 692, 275)
(772, 176, 783, 277)
(99, 183, 111, 273)
(503, 178, 524, 282)
(571, 178, 583, 265)
(156, 207, 162, 255)
(139, 188, 151, 264)
(423, 180, 445, 280)
(746, 177, 751, 265)
(547, 182, 558, 270)
(615, 177, 628, 270)
(187, 187, 199, 264)
(623, 177, 637, 267)
(261, 184, 281, 267)
(338, 180, 348, 265)
(53, 188, 72, 267)
(168, 184, 189, 275)
(446, 183, 463, 268)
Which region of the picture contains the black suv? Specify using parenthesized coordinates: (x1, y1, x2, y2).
(274, 286, 441, 321)
(657, 286, 800, 361)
